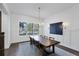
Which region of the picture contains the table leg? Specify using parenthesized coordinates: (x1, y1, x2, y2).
(52, 45, 55, 53)
(30, 40, 32, 45)
(30, 38, 32, 45)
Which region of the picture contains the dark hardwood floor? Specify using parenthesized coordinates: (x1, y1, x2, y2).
(4, 42, 78, 56)
(56, 45, 79, 56)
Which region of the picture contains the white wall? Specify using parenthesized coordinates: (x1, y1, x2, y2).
(10, 14, 41, 43)
(43, 5, 79, 51)
(1, 11, 11, 49)
(0, 4, 11, 49)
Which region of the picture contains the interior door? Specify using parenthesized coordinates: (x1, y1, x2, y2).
(0, 11, 4, 56)
(0, 11, 1, 32)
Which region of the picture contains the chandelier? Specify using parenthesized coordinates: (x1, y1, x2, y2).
(38, 7, 41, 24)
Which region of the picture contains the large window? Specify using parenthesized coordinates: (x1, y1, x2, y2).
(27, 23, 33, 35)
(19, 22, 27, 35)
(19, 22, 39, 36)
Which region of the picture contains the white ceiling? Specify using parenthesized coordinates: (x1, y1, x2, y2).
(6, 3, 78, 20)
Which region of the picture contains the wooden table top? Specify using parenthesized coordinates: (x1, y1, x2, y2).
(30, 35, 60, 47)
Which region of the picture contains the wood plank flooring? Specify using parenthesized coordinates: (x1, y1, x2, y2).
(4, 42, 78, 56)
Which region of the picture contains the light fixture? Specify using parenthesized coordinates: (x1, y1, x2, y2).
(63, 22, 69, 29)
(63, 22, 69, 26)
(38, 7, 41, 25)
(38, 7, 44, 25)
